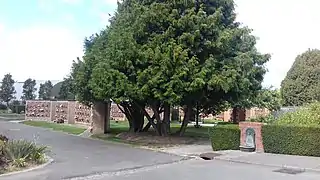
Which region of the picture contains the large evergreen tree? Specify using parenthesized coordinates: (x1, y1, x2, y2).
(0, 74, 16, 106)
(38, 80, 53, 100)
(73, 0, 269, 136)
(21, 78, 37, 101)
(281, 49, 320, 106)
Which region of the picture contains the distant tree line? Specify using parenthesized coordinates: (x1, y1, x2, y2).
(0, 74, 68, 108)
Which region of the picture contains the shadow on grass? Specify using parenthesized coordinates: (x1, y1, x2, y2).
(92, 121, 237, 147)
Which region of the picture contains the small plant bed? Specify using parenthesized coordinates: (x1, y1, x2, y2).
(0, 135, 49, 175)
(22, 121, 86, 135)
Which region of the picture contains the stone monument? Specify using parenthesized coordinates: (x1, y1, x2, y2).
(240, 127, 256, 152)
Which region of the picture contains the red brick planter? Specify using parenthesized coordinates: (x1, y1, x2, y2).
(239, 122, 265, 152)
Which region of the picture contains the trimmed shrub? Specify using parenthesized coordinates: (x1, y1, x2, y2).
(0, 104, 7, 110)
(209, 125, 240, 151)
(9, 105, 25, 114)
(262, 124, 320, 156)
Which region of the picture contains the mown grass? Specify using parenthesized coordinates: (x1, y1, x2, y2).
(109, 121, 211, 138)
(22, 121, 86, 135)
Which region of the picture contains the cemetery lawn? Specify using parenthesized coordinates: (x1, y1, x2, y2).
(22, 121, 87, 135)
(92, 121, 223, 147)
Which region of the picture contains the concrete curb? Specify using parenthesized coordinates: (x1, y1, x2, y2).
(214, 156, 320, 173)
(9, 120, 28, 123)
(0, 155, 54, 178)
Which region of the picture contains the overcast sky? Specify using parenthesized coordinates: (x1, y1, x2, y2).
(0, 0, 319, 88)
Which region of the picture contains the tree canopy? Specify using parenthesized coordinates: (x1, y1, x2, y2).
(281, 49, 320, 106)
(21, 78, 37, 101)
(71, 0, 270, 136)
(0, 74, 16, 106)
(38, 80, 53, 100)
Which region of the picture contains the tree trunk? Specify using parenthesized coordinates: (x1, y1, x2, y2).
(151, 105, 163, 136)
(142, 122, 151, 132)
(163, 103, 171, 135)
(178, 105, 192, 136)
(141, 108, 159, 135)
(232, 107, 238, 124)
(119, 102, 144, 133)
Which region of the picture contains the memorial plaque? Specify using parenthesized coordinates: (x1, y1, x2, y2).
(245, 128, 255, 148)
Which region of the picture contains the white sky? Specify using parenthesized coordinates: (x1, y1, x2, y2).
(1, 0, 320, 88)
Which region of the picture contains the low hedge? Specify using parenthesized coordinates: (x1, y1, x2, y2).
(209, 125, 240, 151)
(262, 124, 320, 156)
(9, 105, 25, 114)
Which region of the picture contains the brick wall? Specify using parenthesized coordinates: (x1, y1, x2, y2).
(239, 122, 264, 152)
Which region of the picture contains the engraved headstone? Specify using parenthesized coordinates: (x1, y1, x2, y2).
(245, 128, 255, 148)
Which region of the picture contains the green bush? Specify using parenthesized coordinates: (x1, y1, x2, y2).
(262, 124, 320, 156)
(9, 105, 25, 114)
(248, 115, 275, 123)
(4, 140, 48, 166)
(0, 104, 7, 110)
(209, 125, 240, 151)
(276, 102, 320, 126)
(0, 137, 48, 172)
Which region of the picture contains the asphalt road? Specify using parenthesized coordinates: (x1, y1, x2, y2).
(101, 159, 320, 180)
(2, 119, 320, 180)
(0, 120, 183, 180)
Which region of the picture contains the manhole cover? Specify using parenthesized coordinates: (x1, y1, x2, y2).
(273, 168, 305, 175)
(199, 152, 221, 160)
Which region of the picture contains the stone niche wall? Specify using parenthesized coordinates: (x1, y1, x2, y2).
(110, 104, 125, 121)
(25, 101, 51, 121)
(26, 101, 271, 125)
(73, 101, 92, 125)
(51, 101, 69, 123)
(25, 100, 92, 125)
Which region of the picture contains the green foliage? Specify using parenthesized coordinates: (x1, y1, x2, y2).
(0, 104, 7, 110)
(248, 115, 275, 123)
(0, 135, 8, 142)
(38, 80, 53, 100)
(276, 102, 320, 126)
(262, 124, 320, 156)
(281, 49, 320, 106)
(3, 140, 48, 167)
(58, 78, 75, 100)
(209, 125, 240, 151)
(0, 137, 48, 171)
(0, 74, 16, 106)
(21, 78, 37, 101)
(9, 105, 25, 114)
(254, 88, 282, 111)
(72, 0, 269, 135)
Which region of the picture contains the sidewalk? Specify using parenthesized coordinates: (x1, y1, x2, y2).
(214, 150, 320, 171)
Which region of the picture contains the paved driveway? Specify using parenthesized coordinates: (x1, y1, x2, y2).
(0, 120, 183, 180)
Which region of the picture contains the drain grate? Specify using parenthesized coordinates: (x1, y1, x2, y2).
(199, 153, 222, 160)
(273, 167, 305, 175)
